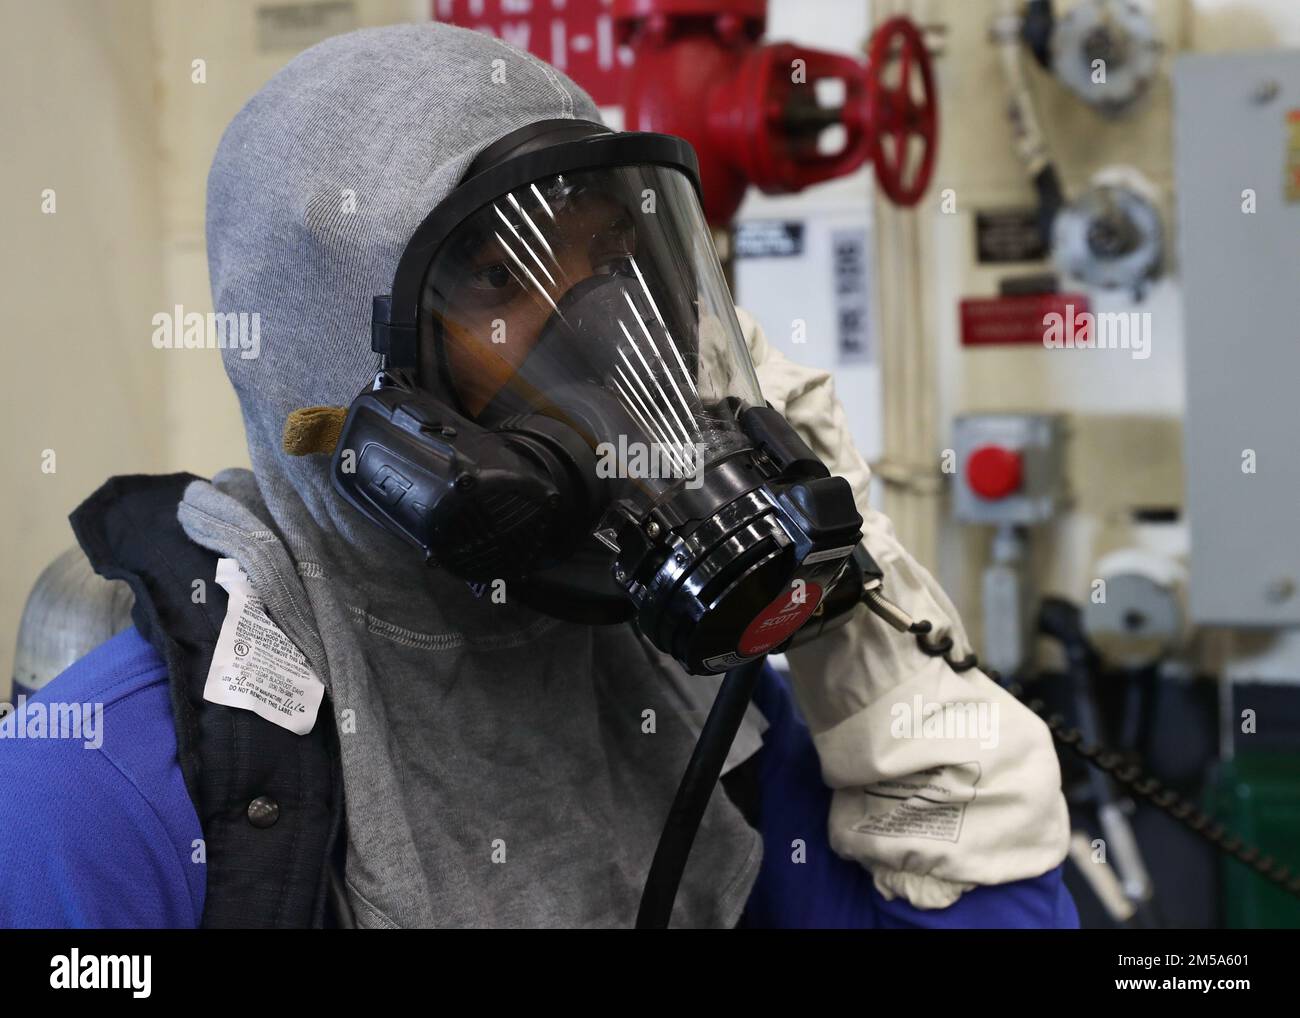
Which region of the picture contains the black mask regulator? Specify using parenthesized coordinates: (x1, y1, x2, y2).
(333, 368, 865, 673)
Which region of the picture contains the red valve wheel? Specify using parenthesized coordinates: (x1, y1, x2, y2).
(865, 16, 938, 206)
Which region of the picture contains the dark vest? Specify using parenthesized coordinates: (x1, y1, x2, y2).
(70, 473, 345, 928)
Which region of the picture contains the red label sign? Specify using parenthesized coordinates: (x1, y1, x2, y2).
(959, 293, 1090, 347)
(738, 582, 823, 657)
(434, 0, 629, 106)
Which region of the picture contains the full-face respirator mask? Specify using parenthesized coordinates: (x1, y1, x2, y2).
(331, 119, 871, 676)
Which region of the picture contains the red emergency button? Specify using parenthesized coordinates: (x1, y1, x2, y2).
(966, 445, 1023, 500)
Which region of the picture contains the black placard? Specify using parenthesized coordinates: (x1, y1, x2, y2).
(734, 220, 805, 259)
(975, 207, 1048, 263)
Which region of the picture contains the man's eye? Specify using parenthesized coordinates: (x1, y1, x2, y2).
(590, 218, 636, 276)
(470, 263, 514, 290)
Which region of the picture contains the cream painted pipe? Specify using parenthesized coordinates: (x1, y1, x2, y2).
(870, 0, 943, 568)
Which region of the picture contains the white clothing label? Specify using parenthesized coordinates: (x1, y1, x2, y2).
(852, 763, 981, 844)
(203, 558, 325, 735)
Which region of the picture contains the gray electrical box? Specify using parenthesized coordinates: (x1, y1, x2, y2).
(952, 414, 1065, 525)
(1174, 52, 1300, 626)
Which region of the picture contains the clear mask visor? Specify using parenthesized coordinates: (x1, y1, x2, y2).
(418, 164, 764, 501)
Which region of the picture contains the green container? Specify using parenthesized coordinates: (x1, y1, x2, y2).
(1209, 753, 1300, 929)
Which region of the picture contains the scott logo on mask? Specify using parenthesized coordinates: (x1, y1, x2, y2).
(738, 582, 825, 657)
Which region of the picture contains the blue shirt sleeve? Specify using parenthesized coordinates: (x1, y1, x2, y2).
(0, 627, 205, 928)
(742, 664, 1078, 930)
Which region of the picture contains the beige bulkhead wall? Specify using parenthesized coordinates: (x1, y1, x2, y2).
(1, 0, 425, 701)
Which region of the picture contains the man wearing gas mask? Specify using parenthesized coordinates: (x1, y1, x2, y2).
(0, 23, 1074, 928)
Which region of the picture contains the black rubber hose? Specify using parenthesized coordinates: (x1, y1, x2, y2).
(1033, 164, 1066, 248)
(1021, 0, 1056, 70)
(636, 656, 768, 929)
